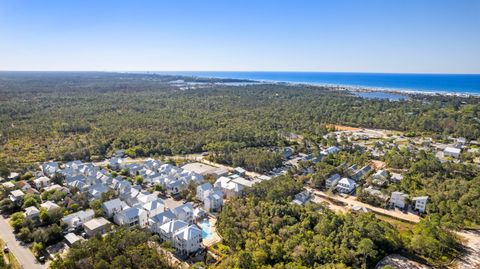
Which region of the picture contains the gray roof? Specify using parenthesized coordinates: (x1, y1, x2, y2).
(121, 207, 144, 219)
(160, 219, 188, 234)
(173, 203, 193, 216)
(150, 210, 176, 224)
(198, 182, 213, 191)
(102, 198, 122, 210)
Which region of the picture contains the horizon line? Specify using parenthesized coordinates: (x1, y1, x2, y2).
(1, 70, 480, 75)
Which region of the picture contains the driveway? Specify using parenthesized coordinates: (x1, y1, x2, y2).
(0, 216, 47, 269)
(306, 187, 421, 223)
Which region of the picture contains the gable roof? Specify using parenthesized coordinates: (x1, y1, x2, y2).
(160, 219, 188, 234)
(174, 225, 202, 240)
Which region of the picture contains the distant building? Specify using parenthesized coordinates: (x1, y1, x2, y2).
(322, 146, 340, 155)
(64, 233, 83, 246)
(149, 210, 176, 234)
(196, 182, 213, 200)
(203, 190, 223, 212)
(102, 198, 129, 218)
(233, 167, 246, 176)
(83, 217, 111, 237)
(389, 191, 409, 209)
(114, 207, 148, 228)
(412, 196, 428, 213)
(292, 190, 312, 206)
(336, 178, 356, 194)
(61, 209, 95, 229)
(325, 174, 341, 188)
(444, 147, 461, 158)
(9, 190, 25, 204)
(173, 225, 202, 255)
(142, 199, 165, 218)
(33, 176, 51, 189)
(159, 220, 188, 242)
(172, 203, 194, 224)
(24, 206, 40, 220)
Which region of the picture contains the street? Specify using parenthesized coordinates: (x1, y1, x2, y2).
(0, 216, 48, 269)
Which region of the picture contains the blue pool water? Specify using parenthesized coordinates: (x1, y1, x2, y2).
(201, 219, 213, 239)
(154, 71, 480, 95)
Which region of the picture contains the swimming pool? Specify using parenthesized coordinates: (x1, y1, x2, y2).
(201, 219, 213, 240)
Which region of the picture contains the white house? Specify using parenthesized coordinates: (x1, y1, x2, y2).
(148, 210, 176, 234)
(114, 207, 148, 228)
(102, 198, 129, 218)
(33, 176, 51, 189)
(108, 158, 123, 170)
(166, 180, 186, 195)
(204, 191, 223, 212)
(24, 206, 40, 220)
(412, 196, 428, 213)
(83, 217, 111, 237)
(372, 170, 389, 186)
(173, 225, 203, 255)
(9, 190, 25, 204)
(159, 219, 188, 242)
(214, 176, 244, 198)
(142, 199, 165, 218)
(196, 182, 213, 200)
(172, 203, 194, 224)
(372, 170, 388, 181)
(233, 167, 246, 176)
(88, 183, 109, 200)
(390, 191, 409, 209)
(41, 162, 59, 177)
(444, 147, 461, 158)
(336, 178, 356, 194)
(292, 190, 312, 206)
(322, 146, 340, 155)
(61, 209, 95, 229)
(325, 174, 341, 188)
(193, 207, 207, 221)
(40, 201, 60, 212)
(64, 233, 83, 246)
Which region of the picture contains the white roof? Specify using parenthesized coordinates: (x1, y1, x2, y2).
(338, 177, 356, 186)
(142, 200, 164, 211)
(444, 147, 461, 154)
(231, 177, 255, 188)
(83, 217, 110, 230)
(25, 206, 39, 215)
(174, 225, 202, 240)
(103, 198, 122, 210)
(160, 219, 188, 234)
(64, 233, 82, 245)
(412, 196, 429, 201)
(40, 201, 60, 210)
(34, 176, 50, 183)
(181, 162, 217, 175)
(10, 190, 25, 197)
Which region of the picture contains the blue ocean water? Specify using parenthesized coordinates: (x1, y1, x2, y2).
(155, 71, 480, 95)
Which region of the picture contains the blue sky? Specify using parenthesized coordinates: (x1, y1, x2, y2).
(0, 0, 479, 73)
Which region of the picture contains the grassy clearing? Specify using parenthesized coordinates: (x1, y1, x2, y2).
(375, 214, 416, 233)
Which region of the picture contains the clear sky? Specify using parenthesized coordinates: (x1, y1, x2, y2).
(0, 0, 479, 73)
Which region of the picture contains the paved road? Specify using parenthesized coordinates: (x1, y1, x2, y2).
(305, 187, 421, 223)
(0, 216, 47, 269)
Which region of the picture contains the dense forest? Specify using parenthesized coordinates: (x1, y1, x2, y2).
(214, 176, 459, 268)
(1, 72, 480, 170)
(49, 228, 174, 269)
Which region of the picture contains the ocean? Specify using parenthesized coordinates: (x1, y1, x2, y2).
(154, 71, 480, 95)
